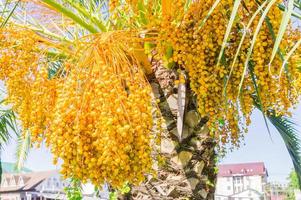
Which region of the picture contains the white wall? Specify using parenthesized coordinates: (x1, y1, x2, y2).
(232, 190, 262, 200)
(247, 175, 265, 193)
(215, 176, 234, 196)
(36, 173, 68, 192)
(0, 193, 21, 200)
(215, 174, 266, 200)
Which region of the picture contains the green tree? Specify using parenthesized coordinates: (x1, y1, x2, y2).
(286, 170, 300, 200)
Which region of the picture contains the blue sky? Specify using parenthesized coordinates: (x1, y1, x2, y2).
(2, 105, 301, 183)
(221, 107, 301, 183)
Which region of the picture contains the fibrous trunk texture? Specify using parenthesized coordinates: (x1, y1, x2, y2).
(120, 64, 217, 200)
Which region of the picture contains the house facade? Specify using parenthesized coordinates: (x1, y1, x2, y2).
(215, 162, 268, 200)
(0, 170, 109, 200)
(0, 170, 69, 200)
(265, 182, 287, 200)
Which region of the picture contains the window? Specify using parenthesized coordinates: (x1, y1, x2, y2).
(233, 176, 243, 193)
(47, 179, 51, 187)
(227, 177, 230, 182)
(227, 186, 231, 190)
(233, 176, 242, 184)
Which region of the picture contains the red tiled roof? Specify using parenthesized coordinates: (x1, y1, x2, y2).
(218, 162, 267, 177)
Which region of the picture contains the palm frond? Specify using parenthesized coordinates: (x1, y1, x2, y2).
(0, 153, 2, 183)
(249, 65, 272, 138)
(48, 59, 65, 79)
(280, 39, 301, 77)
(15, 130, 31, 172)
(254, 101, 301, 188)
(217, 0, 242, 66)
(268, 115, 301, 189)
(0, 107, 19, 182)
(0, 0, 20, 28)
(0, 108, 19, 149)
(269, 0, 294, 66)
(278, 3, 301, 20)
(238, 0, 278, 94)
(223, 0, 268, 95)
(41, 0, 99, 33)
(197, 0, 222, 30)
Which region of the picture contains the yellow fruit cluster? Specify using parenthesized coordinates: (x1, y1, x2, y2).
(1, 0, 301, 189)
(0, 27, 57, 141)
(126, 0, 301, 145)
(0, 28, 154, 188)
(50, 34, 154, 187)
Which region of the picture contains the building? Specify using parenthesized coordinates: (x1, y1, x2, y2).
(265, 182, 287, 200)
(215, 162, 268, 200)
(0, 170, 109, 200)
(0, 170, 69, 200)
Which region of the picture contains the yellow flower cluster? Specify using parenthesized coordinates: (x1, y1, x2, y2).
(0, 29, 154, 188)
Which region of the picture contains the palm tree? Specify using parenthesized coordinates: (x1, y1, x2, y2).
(0, 106, 19, 182)
(0, 0, 32, 178)
(0, 0, 301, 199)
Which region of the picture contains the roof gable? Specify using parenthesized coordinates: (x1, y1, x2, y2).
(0, 170, 58, 193)
(10, 176, 16, 186)
(18, 176, 25, 186)
(1, 177, 8, 187)
(218, 162, 267, 177)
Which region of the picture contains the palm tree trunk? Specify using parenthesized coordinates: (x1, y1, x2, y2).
(122, 64, 218, 200)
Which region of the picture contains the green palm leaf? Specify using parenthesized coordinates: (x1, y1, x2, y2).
(217, 0, 242, 66)
(238, 0, 278, 94)
(269, 0, 294, 66)
(280, 39, 301, 78)
(41, 0, 99, 33)
(254, 100, 301, 188)
(268, 115, 301, 189)
(0, 0, 20, 28)
(0, 108, 18, 148)
(15, 131, 31, 172)
(0, 107, 19, 182)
